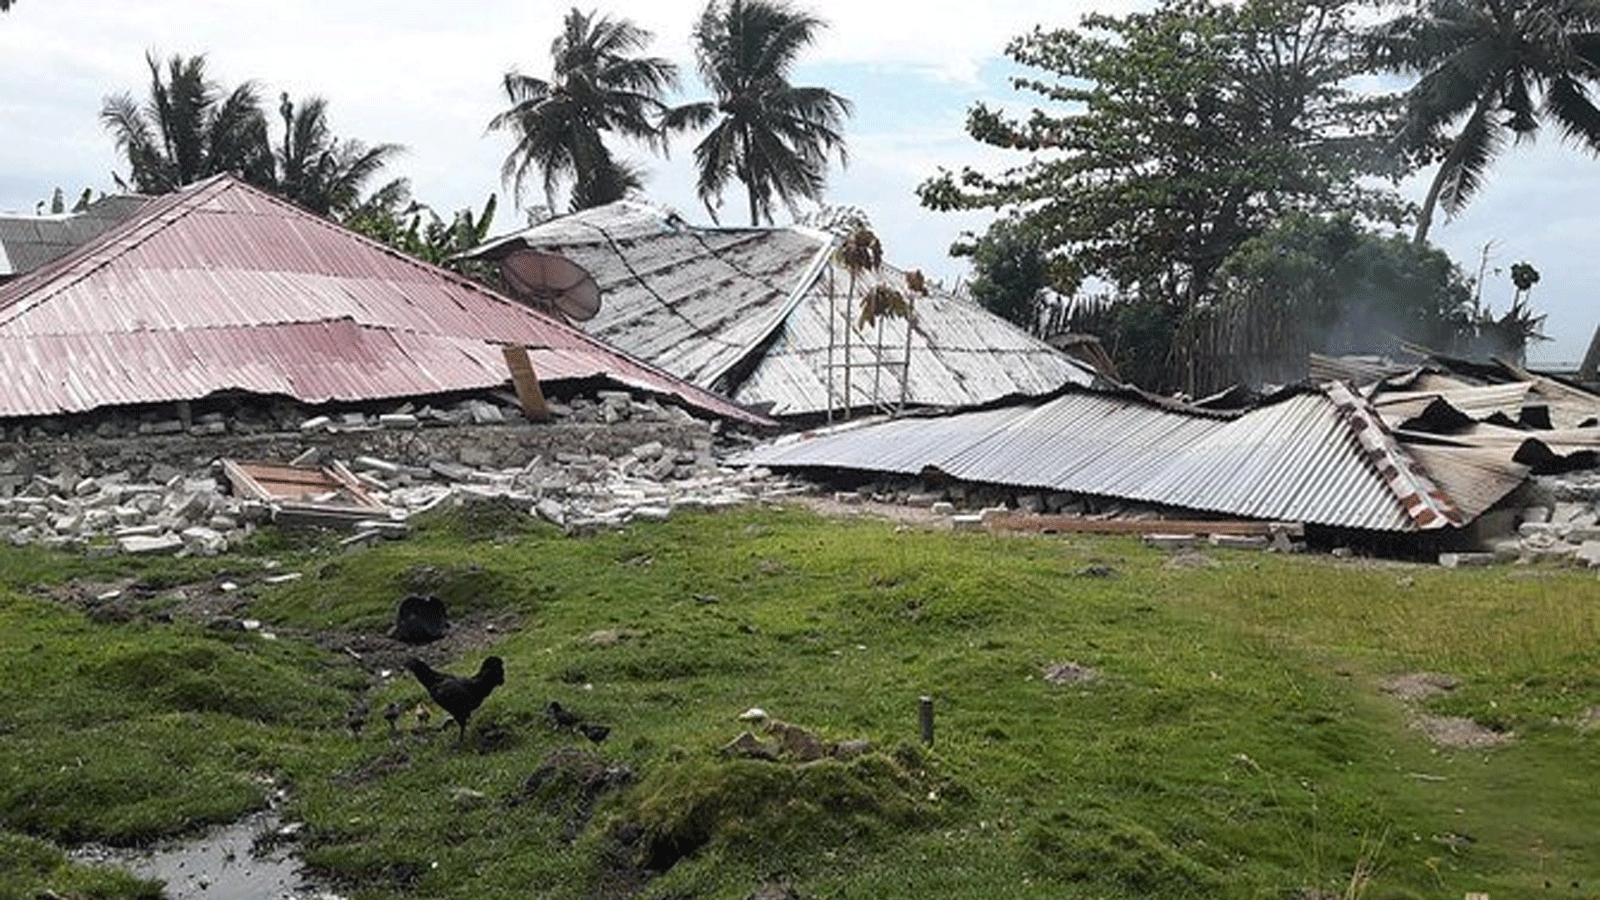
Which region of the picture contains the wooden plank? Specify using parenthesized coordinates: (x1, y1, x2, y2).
(984, 513, 1304, 537)
(502, 344, 550, 421)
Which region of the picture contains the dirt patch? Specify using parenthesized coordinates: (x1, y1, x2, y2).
(1378, 672, 1514, 749)
(1412, 715, 1514, 748)
(1378, 672, 1460, 701)
(1164, 551, 1219, 569)
(37, 573, 518, 686)
(1043, 661, 1098, 684)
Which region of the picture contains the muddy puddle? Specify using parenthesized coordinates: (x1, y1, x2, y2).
(71, 811, 342, 900)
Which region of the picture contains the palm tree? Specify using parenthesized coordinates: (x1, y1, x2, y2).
(665, 0, 852, 225)
(275, 93, 407, 219)
(1367, 0, 1600, 243)
(488, 7, 678, 213)
(100, 52, 274, 194)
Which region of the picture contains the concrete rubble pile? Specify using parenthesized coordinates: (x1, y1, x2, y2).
(0, 447, 806, 556)
(1466, 471, 1600, 569)
(0, 390, 809, 556)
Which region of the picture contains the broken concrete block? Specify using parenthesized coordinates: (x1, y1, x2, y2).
(1564, 525, 1600, 544)
(1208, 534, 1269, 550)
(180, 526, 228, 556)
(1576, 541, 1600, 568)
(833, 491, 863, 504)
(378, 413, 419, 430)
(118, 533, 184, 555)
(1438, 552, 1496, 568)
(930, 501, 956, 516)
(299, 415, 332, 432)
(353, 519, 409, 539)
(1142, 533, 1199, 550)
(951, 514, 985, 532)
(353, 455, 400, 475)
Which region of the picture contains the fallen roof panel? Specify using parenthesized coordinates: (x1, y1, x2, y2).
(736, 384, 1489, 532)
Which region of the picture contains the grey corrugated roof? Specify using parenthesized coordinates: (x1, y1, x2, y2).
(735, 384, 1485, 532)
(0, 195, 149, 276)
(469, 202, 1097, 417)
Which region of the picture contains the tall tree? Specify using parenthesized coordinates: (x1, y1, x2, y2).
(274, 93, 407, 219)
(488, 7, 678, 213)
(100, 52, 274, 194)
(665, 0, 852, 225)
(919, 0, 1402, 392)
(1365, 0, 1600, 243)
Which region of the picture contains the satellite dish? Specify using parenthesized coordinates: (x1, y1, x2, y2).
(498, 248, 602, 322)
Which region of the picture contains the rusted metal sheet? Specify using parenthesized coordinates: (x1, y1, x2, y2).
(469, 201, 1096, 418)
(0, 176, 772, 428)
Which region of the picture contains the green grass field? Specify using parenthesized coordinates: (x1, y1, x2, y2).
(1, 500, 1597, 900)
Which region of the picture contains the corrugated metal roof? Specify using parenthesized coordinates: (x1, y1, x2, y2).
(0, 176, 771, 427)
(0, 195, 149, 277)
(470, 202, 1097, 417)
(735, 384, 1497, 532)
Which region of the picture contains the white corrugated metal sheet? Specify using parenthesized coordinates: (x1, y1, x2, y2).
(470, 202, 1097, 417)
(735, 384, 1495, 532)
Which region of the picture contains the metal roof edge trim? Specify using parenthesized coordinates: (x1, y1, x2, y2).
(1323, 380, 1465, 529)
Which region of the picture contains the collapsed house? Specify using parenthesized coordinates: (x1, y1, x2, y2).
(463, 201, 1098, 420)
(0, 176, 790, 549)
(735, 358, 1600, 556)
(0, 175, 769, 428)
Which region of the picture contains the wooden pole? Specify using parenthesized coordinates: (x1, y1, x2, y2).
(919, 695, 934, 746)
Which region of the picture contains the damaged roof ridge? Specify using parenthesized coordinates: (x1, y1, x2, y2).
(700, 231, 836, 390)
(1323, 380, 1465, 529)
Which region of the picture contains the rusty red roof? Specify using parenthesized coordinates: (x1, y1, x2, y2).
(0, 176, 770, 426)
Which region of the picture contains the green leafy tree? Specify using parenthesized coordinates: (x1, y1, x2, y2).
(346, 194, 499, 272)
(920, 0, 1403, 391)
(1204, 212, 1483, 387)
(488, 7, 679, 213)
(962, 218, 1050, 334)
(664, 0, 852, 225)
(274, 93, 407, 220)
(100, 52, 275, 193)
(1365, 0, 1600, 243)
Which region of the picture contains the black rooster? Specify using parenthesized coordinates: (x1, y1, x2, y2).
(405, 656, 505, 743)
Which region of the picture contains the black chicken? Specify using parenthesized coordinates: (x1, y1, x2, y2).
(545, 700, 582, 729)
(404, 656, 505, 743)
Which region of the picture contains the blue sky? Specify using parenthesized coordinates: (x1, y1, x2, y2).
(2, 0, 1595, 366)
